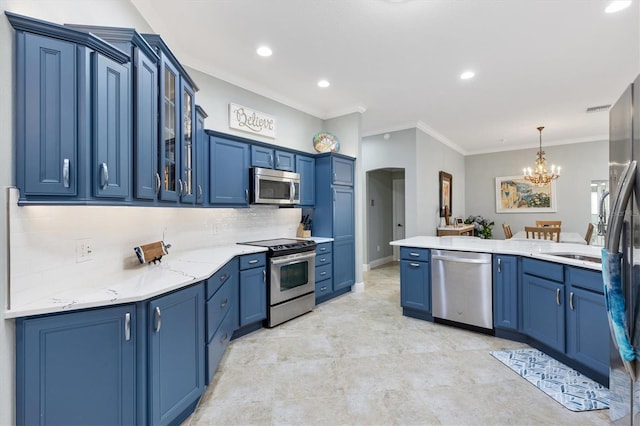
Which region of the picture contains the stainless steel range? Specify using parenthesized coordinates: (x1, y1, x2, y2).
(239, 238, 316, 327)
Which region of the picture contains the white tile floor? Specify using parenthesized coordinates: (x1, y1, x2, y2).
(185, 262, 609, 425)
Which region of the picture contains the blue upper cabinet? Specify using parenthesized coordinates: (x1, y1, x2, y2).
(142, 34, 199, 204)
(8, 13, 130, 204)
(92, 53, 131, 199)
(21, 33, 78, 197)
(179, 80, 196, 204)
(195, 105, 208, 205)
(67, 25, 161, 202)
(209, 136, 250, 206)
(332, 156, 354, 186)
(250, 145, 295, 171)
(296, 155, 315, 206)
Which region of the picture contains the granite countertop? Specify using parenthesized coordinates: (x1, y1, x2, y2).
(390, 236, 604, 271)
(6, 236, 335, 319)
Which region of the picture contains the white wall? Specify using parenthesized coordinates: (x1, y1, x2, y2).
(415, 129, 466, 235)
(465, 140, 608, 239)
(185, 66, 322, 154)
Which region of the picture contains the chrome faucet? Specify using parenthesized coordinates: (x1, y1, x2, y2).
(597, 190, 610, 236)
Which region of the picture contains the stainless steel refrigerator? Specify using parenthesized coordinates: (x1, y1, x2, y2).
(606, 73, 640, 424)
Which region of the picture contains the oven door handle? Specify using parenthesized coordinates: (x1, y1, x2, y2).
(270, 252, 316, 266)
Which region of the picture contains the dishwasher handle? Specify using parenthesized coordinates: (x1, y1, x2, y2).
(431, 254, 491, 264)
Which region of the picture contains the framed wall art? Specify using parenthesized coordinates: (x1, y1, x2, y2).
(495, 176, 557, 213)
(439, 171, 452, 217)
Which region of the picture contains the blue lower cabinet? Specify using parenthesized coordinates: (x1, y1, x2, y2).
(16, 304, 136, 425)
(522, 273, 565, 353)
(206, 307, 236, 383)
(147, 283, 205, 426)
(493, 254, 518, 330)
(239, 265, 267, 326)
(400, 259, 430, 312)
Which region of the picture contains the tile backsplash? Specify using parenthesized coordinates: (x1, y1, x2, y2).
(7, 188, 301, 308)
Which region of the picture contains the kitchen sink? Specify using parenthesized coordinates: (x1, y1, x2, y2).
(544, 253, 602, 264)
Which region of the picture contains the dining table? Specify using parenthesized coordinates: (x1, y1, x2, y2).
(511, 231, 587, 245)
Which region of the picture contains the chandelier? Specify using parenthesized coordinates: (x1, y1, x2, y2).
(523, 126, 560, 186)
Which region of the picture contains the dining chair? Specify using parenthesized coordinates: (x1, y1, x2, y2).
(502, 223, 513, 239)
(535, 220, 562, 228)
(525, 226, 560, 242)
(584, 223, 594, 244)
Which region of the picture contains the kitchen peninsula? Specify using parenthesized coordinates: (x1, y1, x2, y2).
(391, 235, 608, 386)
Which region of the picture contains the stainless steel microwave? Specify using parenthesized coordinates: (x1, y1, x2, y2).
(250, 167, 300, 205)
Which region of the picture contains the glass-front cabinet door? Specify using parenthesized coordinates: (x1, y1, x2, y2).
(180, 81, 195, 203)
(159, 57, 180, 201)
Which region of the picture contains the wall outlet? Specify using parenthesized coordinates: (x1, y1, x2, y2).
(377, 245, 381, 252)
(76, 238, 94, 263)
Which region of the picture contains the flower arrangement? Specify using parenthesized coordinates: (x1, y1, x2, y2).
(464, 215, 495, 239)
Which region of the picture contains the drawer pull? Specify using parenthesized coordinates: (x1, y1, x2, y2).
(320, 286, 327, 291)
(410, 263, 420, 267)
(125, 312, 131, 341)
(100, 162, 109, 189)
(409, 252, 420, 257)
(320, 258, 326, 262)
(320, 247, 327, 252)
(220, 273, 228, 282)
(220, 298, 228, 309)
(63, 159, 70, 188)
(220, 332, 228, 344)
(154, 173, 161, 194)
(154, 306, 161, 332)
(569, 292, 574, 311)
(497, 258, 501, 273)
(249, 259, 259, 264)
(320, 271, 327, 276)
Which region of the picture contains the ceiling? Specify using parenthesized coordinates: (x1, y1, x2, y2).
(129, 0, 640, 155)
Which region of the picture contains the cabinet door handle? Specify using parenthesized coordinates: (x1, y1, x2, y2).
(320, 258, 326, 262)
(155, 173, 161, 194)
(220, 332, 228, 344)
(178, 179, 183, 195)
(198, 184, 203, 200)
(290, 181, 295, 202)
(409, 252, 420, 257)
(320, 286, 327, 291)
(320, 247, 327, 252)
(63, 159, 70, 188)
(569, 292, 574, 311)
(249, 259, 259, 264)
(320, 271, 327, 276)
(220, 273, 228, 282)
(333, 173, 337, 182)
(269, 154, 273, 167)
(125, 312, 131, 341)
(409, 263, 421, 267)
(154, 306, 162, 332)
(556, 288, 561, 305)
(263, 270, 266, 283)
(220, 298, 228, 309)
(497, 258, 501, 273)
(100, 162, 109, 189)
(276, 156, 280, 168)
(245, 188, 249, 202)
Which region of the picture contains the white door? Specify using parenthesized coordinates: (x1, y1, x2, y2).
(392, 178, 405, 260)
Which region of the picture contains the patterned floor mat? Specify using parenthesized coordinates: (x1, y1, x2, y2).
(491, 348, 610, 411)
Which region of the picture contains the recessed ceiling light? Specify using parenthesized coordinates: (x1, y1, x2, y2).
(605, 1, 632, 13)
(460, 70, 475, 80)
(317, 80, 330, 88)
(256, 46, 272, 57)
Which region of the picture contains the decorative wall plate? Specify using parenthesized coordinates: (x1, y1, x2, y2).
(313, 132, 340, 153)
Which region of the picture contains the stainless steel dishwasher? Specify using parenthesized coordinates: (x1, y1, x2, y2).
(431, 249, 493, 330)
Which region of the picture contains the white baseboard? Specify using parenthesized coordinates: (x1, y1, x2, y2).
(364, 256, 395, 271)
(353, 282, 365, 293)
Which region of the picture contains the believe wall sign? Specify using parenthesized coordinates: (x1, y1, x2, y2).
(229, 103, 276, 138)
